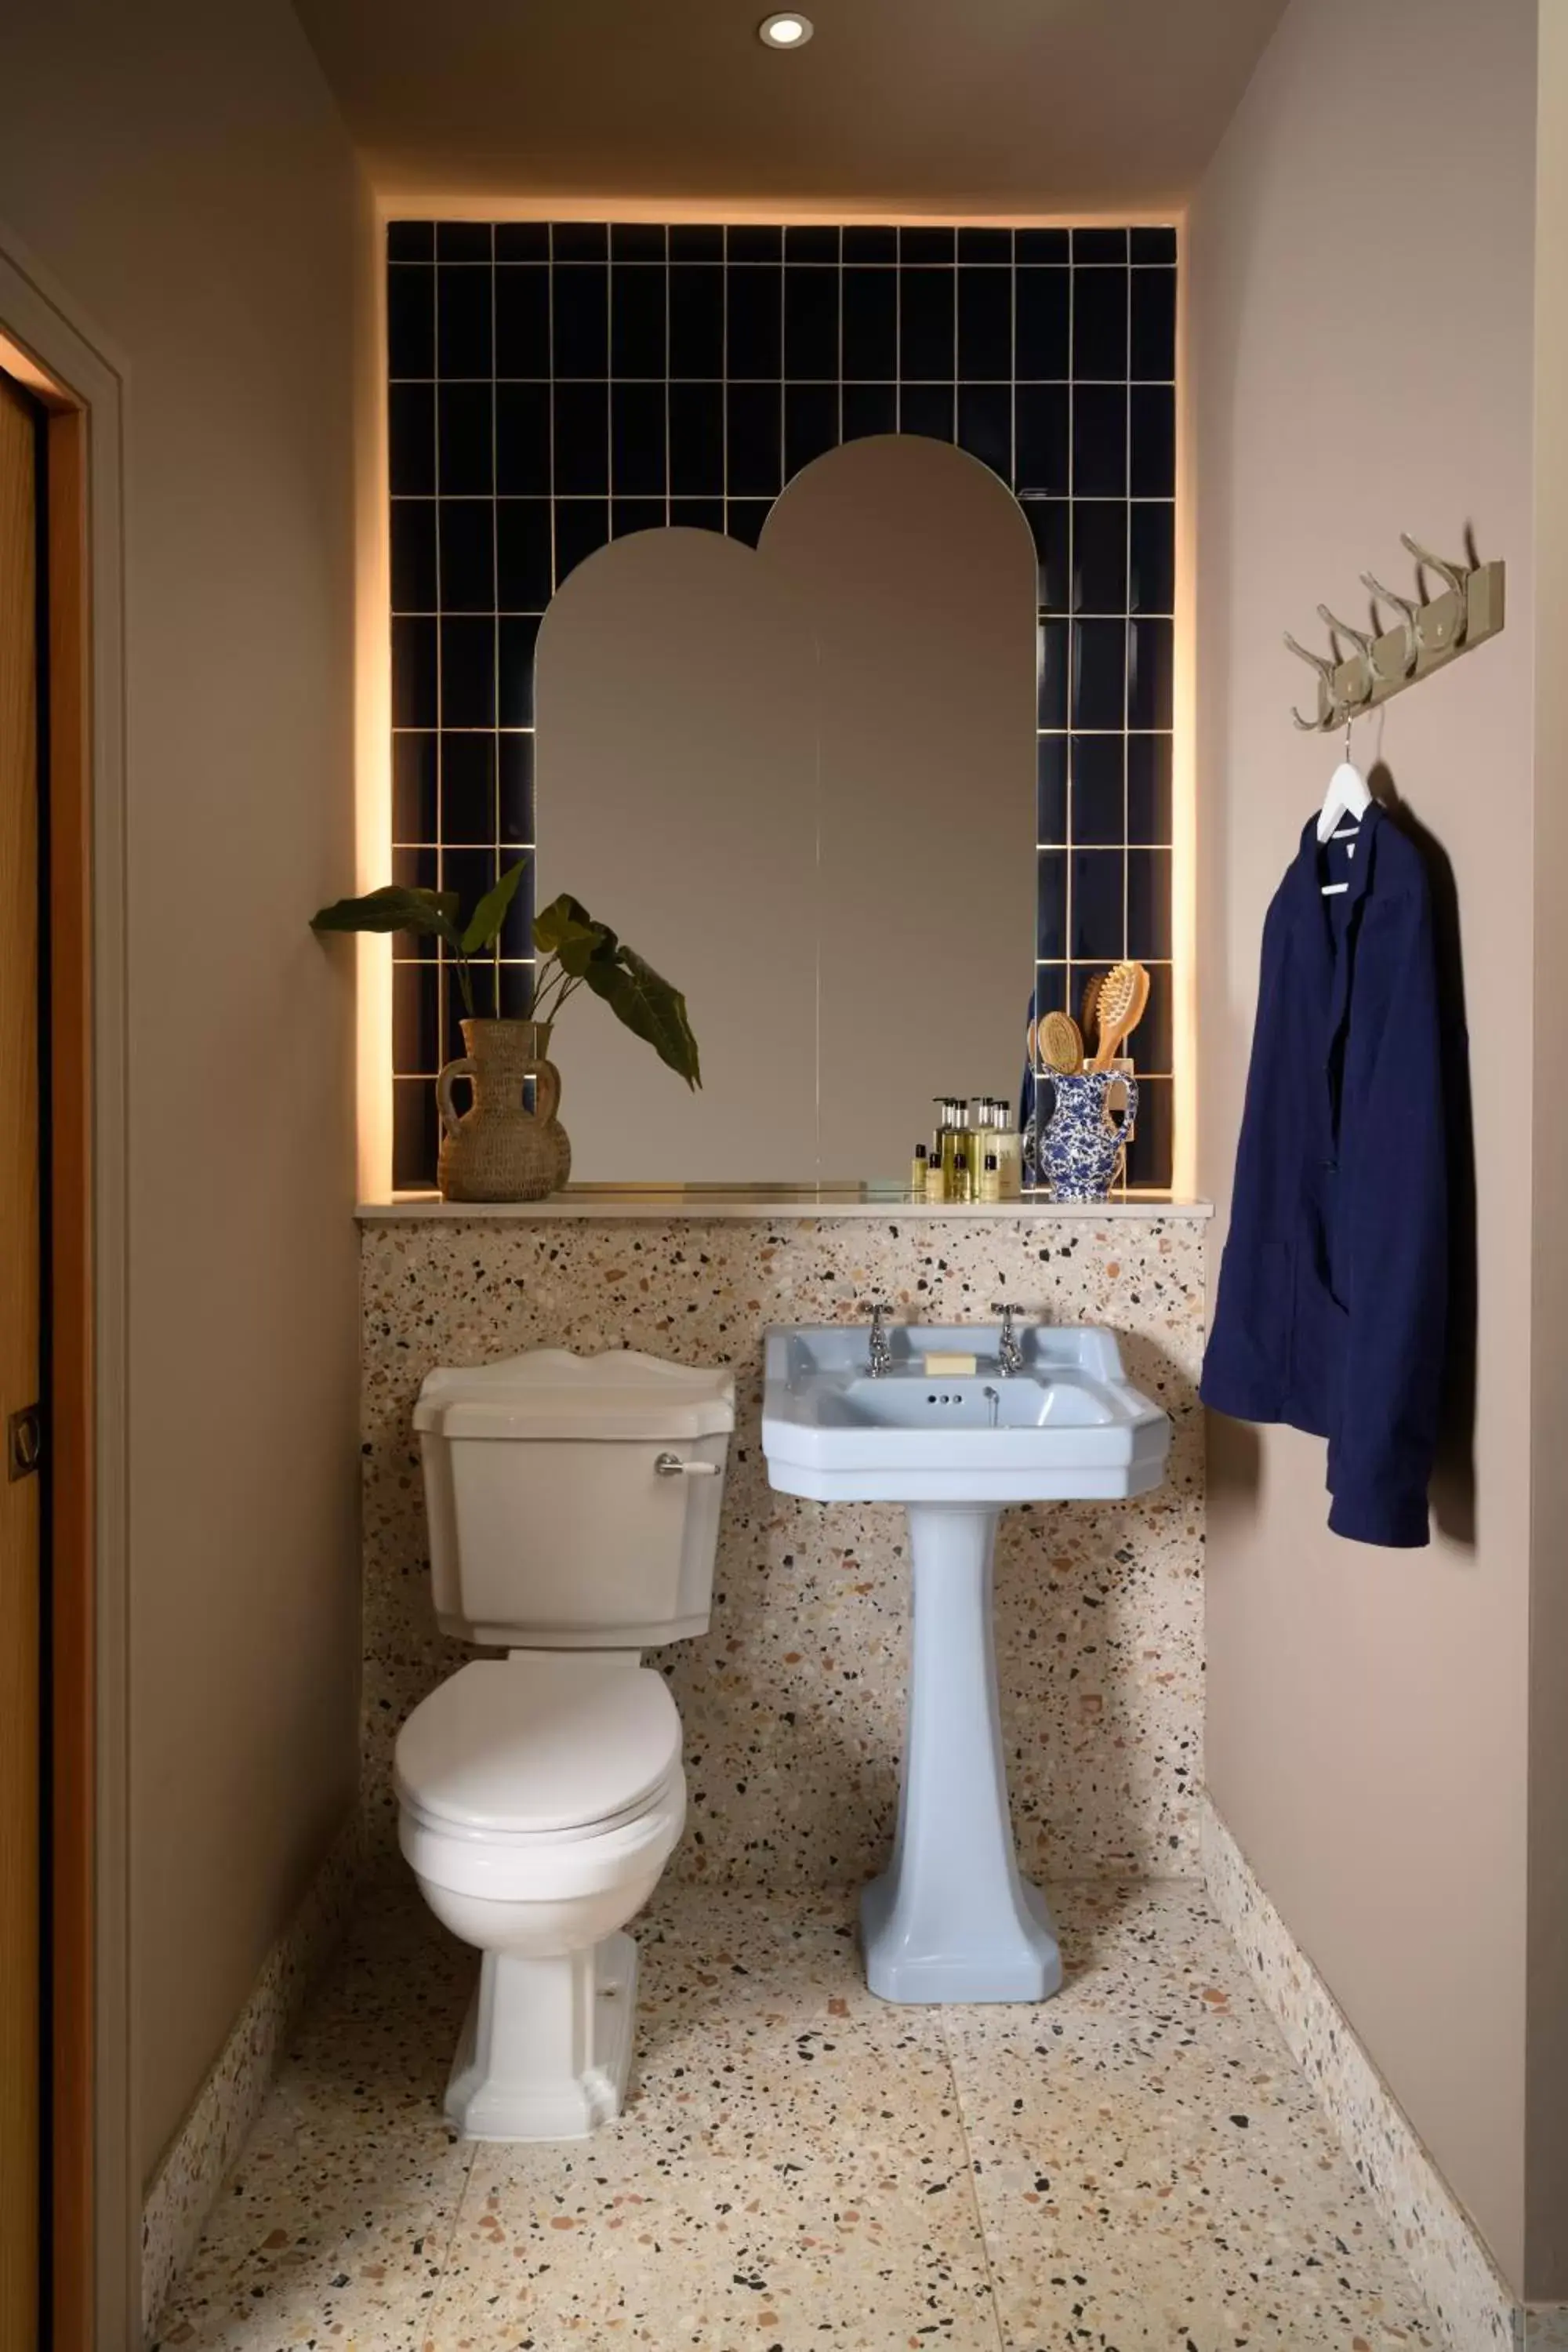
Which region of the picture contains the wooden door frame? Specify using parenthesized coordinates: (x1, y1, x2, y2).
(0, 236, 133, 2351)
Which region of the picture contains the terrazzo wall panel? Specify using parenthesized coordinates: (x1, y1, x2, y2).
(361, 1208, 1207, 1884)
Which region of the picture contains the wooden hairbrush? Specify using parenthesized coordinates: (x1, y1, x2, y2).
(1080, 971, 1105, 1058)
(1091, 960, 1151, 1070)
(1036, 1008, 1083, 1073)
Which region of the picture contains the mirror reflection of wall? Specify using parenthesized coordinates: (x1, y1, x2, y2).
(535, 530, 821, 1182)
(536, 435, 1036, 1183)
(760, 438, 1036, 1181)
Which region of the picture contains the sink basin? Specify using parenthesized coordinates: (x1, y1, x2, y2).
(763, 1322, 1169, 1501)
(763, 1319, 1171, 2009)
(824, 1376, 1110, 1429)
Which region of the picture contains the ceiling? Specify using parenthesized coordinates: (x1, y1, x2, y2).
(290, 0, 1287, 216)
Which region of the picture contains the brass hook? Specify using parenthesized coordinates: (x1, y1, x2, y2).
(1361, 571, 1421, 680)
(1362, 570, 1421, 626)
(1400, 533, 1470, 654)
(1400, 534, 1471, 600)
(1315, 605, 1377, 710)
(1284, 630, 1338, 731)
(1316, 604, 1375, 659)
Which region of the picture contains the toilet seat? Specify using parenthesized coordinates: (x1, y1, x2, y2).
(395, 1653, 688, 1907)
(399, 1759, 684, 1849)
(395, 1653, 682, 1835)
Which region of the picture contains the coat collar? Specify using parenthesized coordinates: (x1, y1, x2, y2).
(1285, 797, 1385, 921)
(1285, 800, 1385, 1116)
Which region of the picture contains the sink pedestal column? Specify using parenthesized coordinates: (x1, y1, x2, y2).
(861, 1503, 1062, 2004)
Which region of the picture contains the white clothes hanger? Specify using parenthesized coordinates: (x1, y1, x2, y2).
(1317, 717, 1371, 894)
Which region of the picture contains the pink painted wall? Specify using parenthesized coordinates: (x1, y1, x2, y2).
(1189, 0, 1543, 2292)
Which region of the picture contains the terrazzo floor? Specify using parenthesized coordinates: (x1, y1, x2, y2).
(151, 1875, 1438, 2352)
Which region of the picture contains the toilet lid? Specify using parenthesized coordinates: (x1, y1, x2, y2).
(394, 1655, 683, 1836)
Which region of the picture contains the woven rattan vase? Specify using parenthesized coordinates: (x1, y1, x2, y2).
(435, 1019, 571, 1203)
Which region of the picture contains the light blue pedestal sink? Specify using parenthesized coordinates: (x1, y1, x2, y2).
(762, 1321, 1170, 2005)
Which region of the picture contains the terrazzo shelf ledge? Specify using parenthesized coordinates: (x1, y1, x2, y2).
(358, 1185, 1212, 1220)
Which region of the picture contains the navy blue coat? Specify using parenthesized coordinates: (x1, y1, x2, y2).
(1200, 804, 1446, 1548)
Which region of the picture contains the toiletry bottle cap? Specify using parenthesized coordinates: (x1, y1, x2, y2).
(915, 1142, 927, 1160)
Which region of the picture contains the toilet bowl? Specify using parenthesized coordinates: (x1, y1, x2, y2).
(397, 1653, 688, 2138)
(395, 1349, 735, 2140)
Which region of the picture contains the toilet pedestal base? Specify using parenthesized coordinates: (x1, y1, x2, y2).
(445, 1930, 639, 2140)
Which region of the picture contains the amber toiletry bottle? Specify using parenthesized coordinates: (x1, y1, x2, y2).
(964, 1098, 990, 1200)
(934, 1099, 967, 1200)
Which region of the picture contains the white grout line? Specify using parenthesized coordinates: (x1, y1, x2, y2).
(488, 225, 503, 1013)
(430, 252, 450, 1069)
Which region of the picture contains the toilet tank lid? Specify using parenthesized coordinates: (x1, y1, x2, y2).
(413, 1347, 736, 1441)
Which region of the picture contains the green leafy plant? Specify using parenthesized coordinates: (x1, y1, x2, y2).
(309, 863, 701, 1088)
(532, 893, 700, 1088)
(310, 862, 527, 1019)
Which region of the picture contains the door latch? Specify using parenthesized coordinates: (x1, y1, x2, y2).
(8, 1403, 42, 1482)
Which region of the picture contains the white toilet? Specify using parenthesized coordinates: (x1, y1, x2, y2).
(394, 1346, 735, 2140)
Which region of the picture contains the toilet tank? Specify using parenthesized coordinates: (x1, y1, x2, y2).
(412, 1349, 735, 1648)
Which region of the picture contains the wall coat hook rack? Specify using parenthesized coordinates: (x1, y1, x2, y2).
(1284, 533, 1505, 731)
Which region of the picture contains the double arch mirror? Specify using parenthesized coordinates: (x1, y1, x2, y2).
(536, 434, 1038, 1183)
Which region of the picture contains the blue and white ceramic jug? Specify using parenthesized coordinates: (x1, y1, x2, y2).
(1034, 1069, 1138, 1201)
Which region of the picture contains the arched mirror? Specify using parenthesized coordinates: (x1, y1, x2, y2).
(536, 434, 1038, 1183)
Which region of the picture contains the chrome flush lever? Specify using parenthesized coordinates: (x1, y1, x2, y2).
(654, 1453, 720, 1478)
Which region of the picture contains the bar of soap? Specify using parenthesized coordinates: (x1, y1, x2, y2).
(924, 1351, 978, 1375)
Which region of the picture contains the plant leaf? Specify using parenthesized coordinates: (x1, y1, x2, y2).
(310, 884, 459, 938)
(532, 892, 593, 951)
(583, 942, 702, 1088)
(459, 858, 529, 956)
(533, 891, 612, 977)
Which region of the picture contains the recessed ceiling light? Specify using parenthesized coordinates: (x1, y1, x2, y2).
(759, 13, 814, 47)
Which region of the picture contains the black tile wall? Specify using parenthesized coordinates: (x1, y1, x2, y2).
(389, 219, 1178, 1188)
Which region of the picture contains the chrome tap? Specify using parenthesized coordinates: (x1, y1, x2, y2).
(867, 1300, 895, 1377)
(993, 1302, 1025, 1377)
